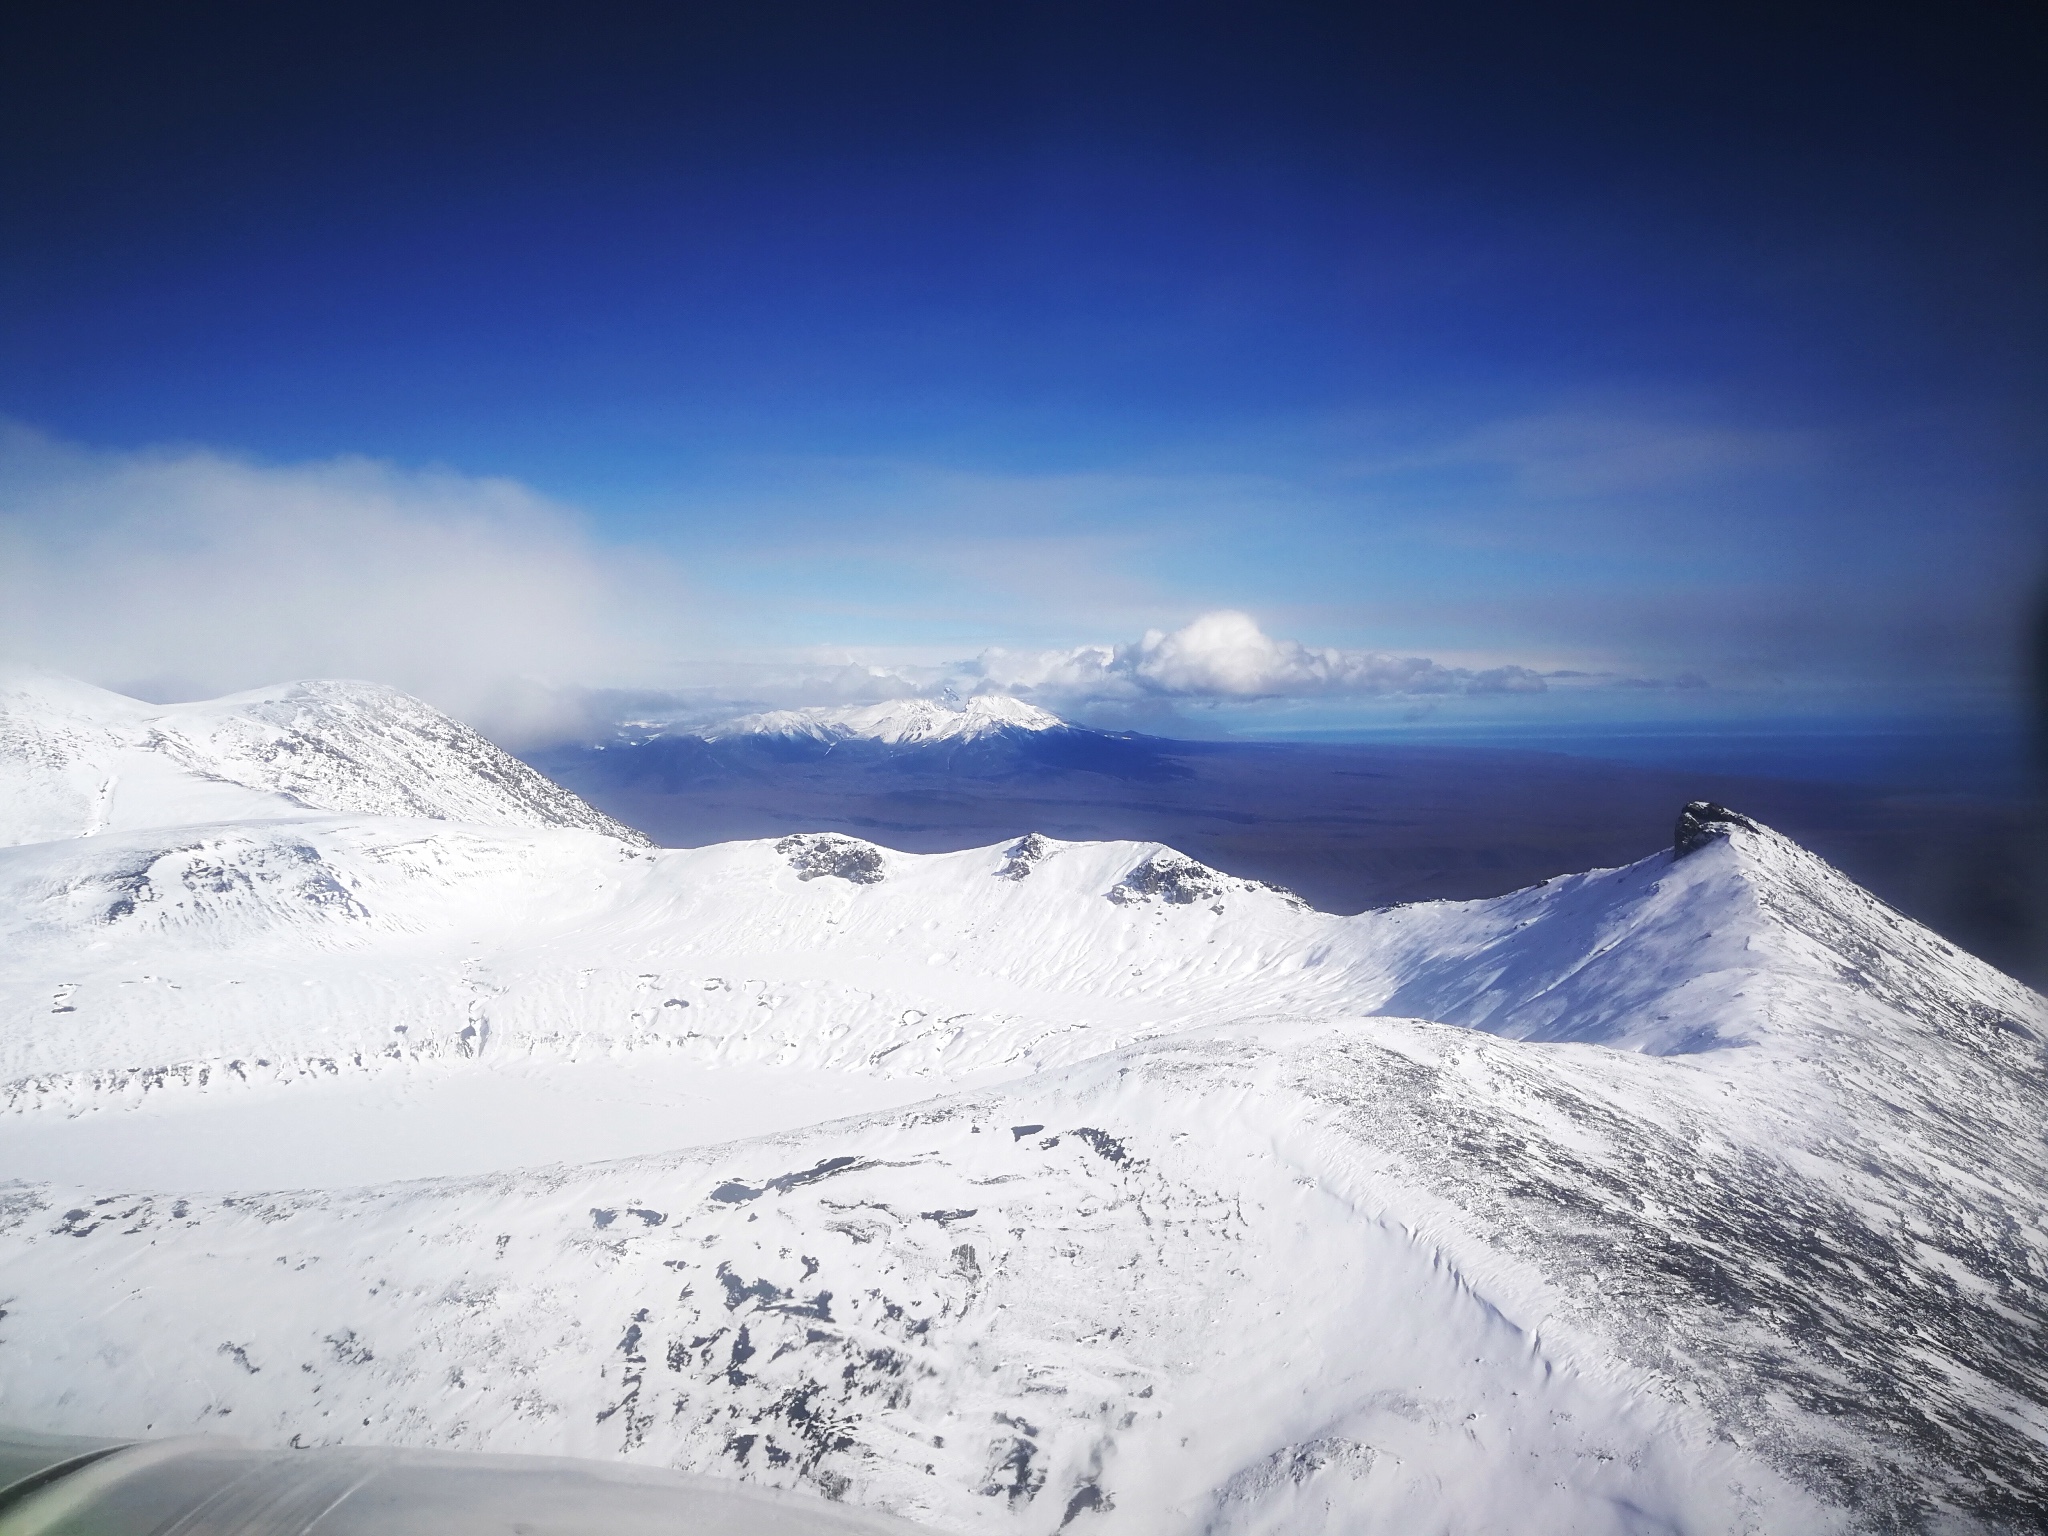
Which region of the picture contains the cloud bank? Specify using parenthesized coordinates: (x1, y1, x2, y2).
(1, 426, 1712, 745)
(0, 426, 690, 742)
(972, 611, 1546, 706)
(611, 611, 1575, 737)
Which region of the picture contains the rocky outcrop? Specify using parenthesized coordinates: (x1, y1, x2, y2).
(776, 834, 886, 884)
(1674, 800, 1759, 858)
(1108, 853, 1226, 907)
(995, 833, 1050, 880)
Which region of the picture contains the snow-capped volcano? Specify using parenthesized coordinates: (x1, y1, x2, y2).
(1, 678, 2043, 1532)
(697, 694, 1067, 746)
(0, 670, 646, 847)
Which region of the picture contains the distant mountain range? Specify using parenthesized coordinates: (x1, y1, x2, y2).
(696, 695, 1068, 746)
(528, 696, 2043, 982)
(592, 695, 1186, 780)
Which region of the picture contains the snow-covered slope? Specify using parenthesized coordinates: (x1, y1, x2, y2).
(0, 671, 646, 846)
(2, 1024, 1847, 1534)
(6, 990, 2044, 1530)
(699, 695, 1066, 746)
(0, 680, 2043, 1531)
(5, 818, 2032, 1101)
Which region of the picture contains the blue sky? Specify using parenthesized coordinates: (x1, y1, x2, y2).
(2, 3, 2042, 751)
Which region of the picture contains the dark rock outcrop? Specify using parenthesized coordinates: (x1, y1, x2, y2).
(775, 834, 885, 884)
(1674, 800, 1760, 857)
(995, 833, 1050, 881)
(1108, 854, 1225, 906)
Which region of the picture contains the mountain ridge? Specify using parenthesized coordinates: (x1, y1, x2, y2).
(0, 670, 647, 847)
(0, 673, 2042, 1531)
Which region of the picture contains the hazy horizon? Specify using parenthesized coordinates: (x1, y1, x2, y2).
(3, 5, 2041, 773)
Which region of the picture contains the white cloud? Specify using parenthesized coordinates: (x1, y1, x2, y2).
(971, 610, 1548, 707)
(563, 612, 1560, 739)
(0, 425, 693, 743)
(0, 427, 1669, 744)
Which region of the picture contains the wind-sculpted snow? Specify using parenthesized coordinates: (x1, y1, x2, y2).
(1277, 1026, 2048, 1530)
(1356, 821, 2042, 1056)
(7, 1015, 2044, 1529)
(0, 671, 645, 846)
(0, 1027, 1841, 1533)
(0, 827, 1339, 1101)
(0, 750, 2043, 1531)
(5, 813, 2035, 1105)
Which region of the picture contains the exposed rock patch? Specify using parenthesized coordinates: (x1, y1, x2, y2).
(1108, 854, 1225, 906)
(1674, 801, 1760, 857)
(775, 835, 885, 885)
(995, 834, 1050, 881)
(1107, 853, 1306, 911)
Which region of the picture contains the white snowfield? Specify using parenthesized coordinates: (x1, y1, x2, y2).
(0, 669, 647, 847)
(1, 680, 2045, 1533)
(698, 695, 1067, 746)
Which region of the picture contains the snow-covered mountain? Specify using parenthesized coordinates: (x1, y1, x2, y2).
(0, 670, 646, 846)
(697, 695, 1068, 747)
(528, 691, 1186, 847)
(1, 678, 2043, 1532)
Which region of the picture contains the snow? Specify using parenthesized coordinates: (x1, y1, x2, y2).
(1, 676, 2044, 1532)
(0, 1058, 993, 1191)
(699, 695, 1068, 746)
(0, 668, 647, 848)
